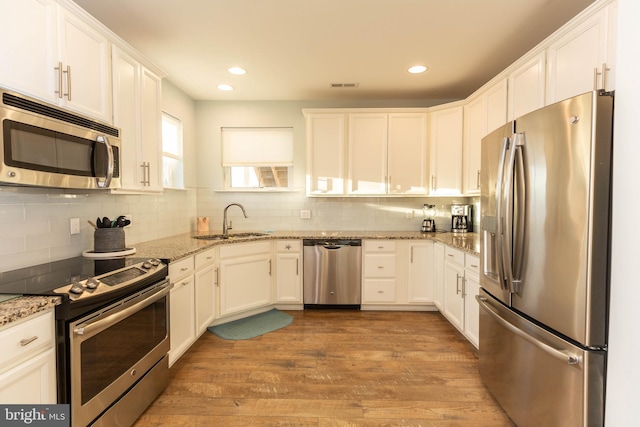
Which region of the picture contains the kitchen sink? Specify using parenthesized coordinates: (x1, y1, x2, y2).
(193, 232, 269, 240)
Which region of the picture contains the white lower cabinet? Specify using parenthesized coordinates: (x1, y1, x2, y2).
(441, 246, 480, 348)
(405, 240, 435, 304)
(219, 242, 272, 317)
(194, 248, 218, 335)
(168, 256, 195, 366)
(0, 309, 56, 403)
(275, 240, 302, 305)
(362, 241, 397, 304)
(464, 255, 480, 348)
(433, 243, 445, 311)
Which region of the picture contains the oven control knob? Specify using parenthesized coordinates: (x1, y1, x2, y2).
(85, 278, 99, 290)
(69, 284, 84, 295)
(149, 258, 160, 266)
(142, 261, 153, 269)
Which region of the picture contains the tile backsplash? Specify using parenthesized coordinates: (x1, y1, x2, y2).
(0, 187, 197, 272)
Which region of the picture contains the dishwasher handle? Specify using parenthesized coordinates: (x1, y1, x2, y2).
(322, 244, 347, 250)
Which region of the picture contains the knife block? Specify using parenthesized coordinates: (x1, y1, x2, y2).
(94, 228, 125, 253)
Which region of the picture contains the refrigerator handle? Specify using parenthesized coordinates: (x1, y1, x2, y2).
(501, 133, 523, 293)
(495, 137, 510, 290)
(476, 295, 582, 365)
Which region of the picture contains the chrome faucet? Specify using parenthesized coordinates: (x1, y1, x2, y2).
(222, 203, 247, 237)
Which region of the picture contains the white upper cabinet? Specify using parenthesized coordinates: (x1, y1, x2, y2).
(305, 113, 346, 195)
(0, 0, 58, 103)
(463, 79, 507, 195)
(429, 106, 463, 196)
(349, 112, 428, 195)
(348, 113, 388, 195)
(57, 7, 111, 121)
(112, 46, 163, 193)
(0, 0, 111, 122)
(507, 52, 546, 121)
(387, 113, 428, 195)
(546, 3, 616, 104)
(306, 110, 427, 196)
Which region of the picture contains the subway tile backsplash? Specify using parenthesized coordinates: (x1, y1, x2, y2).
(0, 187, 197, 272)
(0, 184, 479, 273)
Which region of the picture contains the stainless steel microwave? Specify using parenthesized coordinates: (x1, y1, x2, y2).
(0, 88, 121, 190)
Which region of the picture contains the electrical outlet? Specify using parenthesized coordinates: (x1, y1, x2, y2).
(70, 217, 80, 235)
(406, 210, 414, 219)
(300, 210, 311, 219)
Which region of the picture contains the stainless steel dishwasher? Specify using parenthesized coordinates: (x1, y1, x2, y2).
(303, 239, 362, 308)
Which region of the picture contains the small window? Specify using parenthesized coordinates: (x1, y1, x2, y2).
(162, 112, 184, 189)
(221, 127, 293, 190)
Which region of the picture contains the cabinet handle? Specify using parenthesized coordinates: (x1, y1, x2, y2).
(180, 281, 189, 287)
(55, 62, 63, 98)
(456, 274, 461, 295)
(269, 259, 272, 276)
(593, 67, 602, 90)
(447, 254, 454, 258)
(476, 170, 481, 189)
(410, 247, 414, 263)
(180, 267, 188, 272)
(20, 336, 38, 346)
(140, 163, 147, 185)
(377, 266, 384, 269)
(470, 264, 478, 268)
(64, 65, 72, 101)
(296, 259, 299, 276)
(206, 256, 213, 260)
(602, 62, 610, 91)
(431, 175, 436, 191)
(215, 268, 219, 287)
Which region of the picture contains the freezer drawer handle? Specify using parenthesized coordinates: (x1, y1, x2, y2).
(476, 296, 581, 366)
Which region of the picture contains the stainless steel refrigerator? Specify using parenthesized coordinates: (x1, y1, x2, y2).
(478, 90, 613, 427)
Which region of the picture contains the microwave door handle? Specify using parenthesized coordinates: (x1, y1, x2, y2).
(495, 137, 509, 290)
(95, 135, 114, 188)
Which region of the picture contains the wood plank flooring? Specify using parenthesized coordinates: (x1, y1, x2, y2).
(133, 310, 514, 426)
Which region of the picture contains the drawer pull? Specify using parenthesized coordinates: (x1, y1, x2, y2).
(20, 336, 38, 346)
(448, 254, 454, 257)
(470, 264, 478, 268)
(180, 267, 188, 272)
(377, 266, 384, 269)
(377, 290, 384, 294)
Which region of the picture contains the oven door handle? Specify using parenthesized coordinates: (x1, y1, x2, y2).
(73, 281, 171, 337)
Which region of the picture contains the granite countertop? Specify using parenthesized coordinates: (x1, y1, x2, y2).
(0, 296, 61, 328)
(134, 230, 480, 262)
(0, 230, 478, 328)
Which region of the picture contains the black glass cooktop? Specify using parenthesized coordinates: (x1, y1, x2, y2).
(0, 256, 156, 296)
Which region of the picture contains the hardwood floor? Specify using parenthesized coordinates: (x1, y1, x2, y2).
(133, 310, 514, 426)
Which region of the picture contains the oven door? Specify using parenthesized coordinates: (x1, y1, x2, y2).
(69, 279, 171, 427)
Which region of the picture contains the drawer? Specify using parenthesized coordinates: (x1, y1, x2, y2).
(444, 246, 465, 266)
(275, 240, 301, 252)
(364, 240, 396, 253)
(0, 310, 54, 372)
(363, 279, 397, 303)
(195, 248, 217, 270)
(169, 256, 194, 280)
(465, 255, 480, 274)
(364, 253, 396, 278)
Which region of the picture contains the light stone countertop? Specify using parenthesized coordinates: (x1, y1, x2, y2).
(0, 296, 61, 328)
(0, 230, 479, 328)
(133, 230, 480, 262)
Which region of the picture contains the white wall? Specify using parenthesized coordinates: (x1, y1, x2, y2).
(605, 0, 640, 423)
(194, 99, 470, 233)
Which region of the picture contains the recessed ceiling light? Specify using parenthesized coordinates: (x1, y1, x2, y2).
(217, 84, 234, 91)
(228, 67, 247, 75)
(408, 65, 428, 74)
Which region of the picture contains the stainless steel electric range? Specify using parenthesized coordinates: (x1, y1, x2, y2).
(0, 256, 171, 427)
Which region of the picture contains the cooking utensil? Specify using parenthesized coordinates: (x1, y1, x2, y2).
(87, 220, 97, 230)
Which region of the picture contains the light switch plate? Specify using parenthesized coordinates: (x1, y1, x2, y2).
(70, 217, 80, 235)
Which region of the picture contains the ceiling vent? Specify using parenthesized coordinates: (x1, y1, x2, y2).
(330, 83, 359, 88)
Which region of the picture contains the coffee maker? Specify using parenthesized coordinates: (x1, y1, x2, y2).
(451, 204, 473, 233)
(421, 204, 436, 232)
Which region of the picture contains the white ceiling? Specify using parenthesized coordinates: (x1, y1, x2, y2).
(73, 0, 595, 102)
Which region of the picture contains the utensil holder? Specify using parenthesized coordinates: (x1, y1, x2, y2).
(94, 228, 125, 253)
